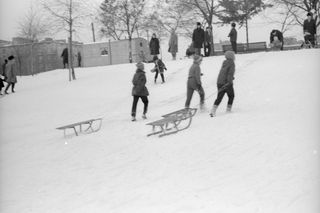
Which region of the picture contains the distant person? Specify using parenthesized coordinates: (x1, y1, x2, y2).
(185, 55, 205, 109)
(270, 29, 284, 50)
(192, 22, 205, 56)
(168, 30, 178, 60)
(77, 51, 82, 67)
(228, 23, 237, 53)
(131, 62, 149, 121)
(210, 51, 235, 117)
(303, 12, 317, 48)
(204, 26, 212, 57)
(4, 55, 17, 94)
(61, 48, 68, 68)
(151, 56, 167, 84)
(0, 59, 8, 95)
(149, 33, 160, 58)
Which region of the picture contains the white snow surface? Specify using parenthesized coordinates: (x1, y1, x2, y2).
(1, 49, 320, 213)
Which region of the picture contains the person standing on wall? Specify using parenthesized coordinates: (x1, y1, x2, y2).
(192, 22, 205, 56)
(168, 29, 178, 60)
(228, 23, 237, 53)
(149, 33, 160, 58)
(204, 26, 212, 57)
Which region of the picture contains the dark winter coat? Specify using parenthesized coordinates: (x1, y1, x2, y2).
(149, 38, 160, 55)
(270, 30, 283, 43)
(154, 59, 167, 74)
(303, 19, 317, 35)
(228, 28, 237, 42)
(61, 48, 68, 64)
(187, 61, 202, 90)
(5, 61, 17, 83)
(192, 28, 205, 48)
(217, 58, 235, 85)
(132, 69, 149, 96)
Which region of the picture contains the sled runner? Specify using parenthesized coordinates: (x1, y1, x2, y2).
(57, 118, 103, 138)
(146, 108, 197, 137)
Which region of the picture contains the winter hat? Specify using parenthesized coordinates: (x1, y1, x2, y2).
(231, 23, 236, 27)
(193, 54, 203, 63)
(225, 51, 235, 61)
(8, 55, 15, 60)
(307, 12, 312, 17)
(136, 61, 144, 70)
(197, 22, 201, 26)
(153, 55, 158, 61)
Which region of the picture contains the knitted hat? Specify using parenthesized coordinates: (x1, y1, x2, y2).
(225, 51, 235, 61)
(307, 12, 312, 17)
(197, 22, 201, 26)
(136, 61, 144, 70)
(8, 55, 15, 60)
(193, 54, 203, 63)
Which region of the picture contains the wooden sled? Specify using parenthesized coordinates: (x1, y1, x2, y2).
(146, 108, 197, 137)
(56, 118, 103, 138)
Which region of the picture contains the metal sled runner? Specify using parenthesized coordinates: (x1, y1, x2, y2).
(56, 118, 103, 138)
(146, 108, 197, 137)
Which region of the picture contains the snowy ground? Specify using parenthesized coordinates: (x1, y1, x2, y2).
(1, 49, 319, 213)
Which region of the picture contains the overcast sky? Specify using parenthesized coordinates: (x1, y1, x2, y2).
(0, 0, 304, 44)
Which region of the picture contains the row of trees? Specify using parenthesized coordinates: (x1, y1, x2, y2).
(18, 0, 319, 81)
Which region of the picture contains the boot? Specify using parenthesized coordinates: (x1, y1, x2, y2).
(131, 116, 136, 122)
(142, 114, 147, 119)
(210, 105, 218, 117)
(226, 104, 232, 113)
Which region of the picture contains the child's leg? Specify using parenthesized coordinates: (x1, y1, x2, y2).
(154, 72, 159, 82)
(140, 96, 149, 115)
(131, 96, 139, 117)
(160, 73, 165, 82)
(226, 84, 235, 106)
(4, 83, 12, 93)
(198, 85, 205, 105)
(11, 83, 15, 92)
(185, 87, 194, 108)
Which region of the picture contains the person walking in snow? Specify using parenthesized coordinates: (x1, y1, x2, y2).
(0, 59, 8, 95)
(192, 22, 205, 56)
(149, 33, 160, 58)
(4, 55, 18, 94)
(131, 62, 149, 121)
(168, 30, 178, 60)
(228, 23, 237, 53)
(185, 55, 205, 109)
(270, 29, 284, 51)
(151, 55, 167, 84)
(303, 12, 317, 48)
(210, 51, 235, 117)
(61, 48, 68, 68)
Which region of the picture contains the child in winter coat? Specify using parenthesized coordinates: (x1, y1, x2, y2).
(131, 62, 149, 121)
(151, 56, 167, 83)
(210, 51, 235, 117)
(185, 54, 205, 109)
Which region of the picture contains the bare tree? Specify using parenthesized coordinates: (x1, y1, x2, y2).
(273, 0, 320, 29)
(99, 0, 146, 63)
(41, 0, 91, 81)
(18, 5, 51, 42)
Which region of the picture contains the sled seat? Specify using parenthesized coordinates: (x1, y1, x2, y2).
(56, 118, 102, 138)
(146, 108, 197, 137)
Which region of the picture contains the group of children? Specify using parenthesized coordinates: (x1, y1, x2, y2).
(0, 55, 18, 95)
(130, 50, 236, 121)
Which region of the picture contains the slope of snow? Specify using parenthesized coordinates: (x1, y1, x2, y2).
(0, 49, 319, 213)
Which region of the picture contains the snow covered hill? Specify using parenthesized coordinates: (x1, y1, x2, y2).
(1, 49, 319, 213)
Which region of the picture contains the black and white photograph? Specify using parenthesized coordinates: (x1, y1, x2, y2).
(0, 0, 319, 212)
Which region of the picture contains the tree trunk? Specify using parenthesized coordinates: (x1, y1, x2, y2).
(69, 0, 76, 81)
(245, 15, 249, 51)
(129, 36, 133, 63)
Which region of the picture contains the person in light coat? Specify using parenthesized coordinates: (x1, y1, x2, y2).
(168, 30, 178, 60)
(185, 55, 205, 109)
